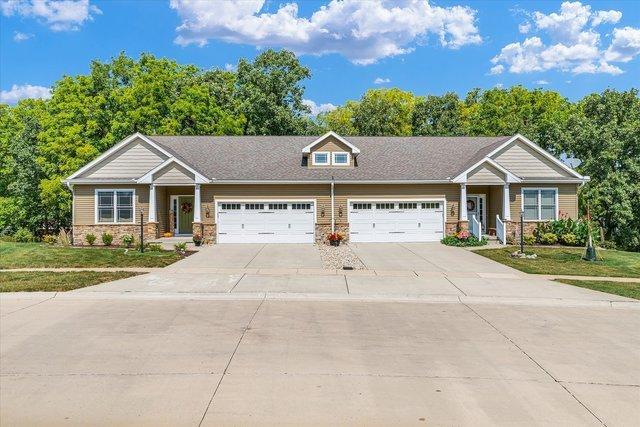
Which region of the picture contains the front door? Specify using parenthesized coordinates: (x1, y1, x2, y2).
(467, 195, 485, 232)
(177, 196, 194, 235)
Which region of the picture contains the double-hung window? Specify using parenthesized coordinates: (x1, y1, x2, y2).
(522, 188, 557, 221)
(96, 190, 135, 223)
(332, 152, 349, 165)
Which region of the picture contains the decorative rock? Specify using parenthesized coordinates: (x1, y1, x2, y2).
(317, 243, 366, 270)
(510, 250, 538, 259)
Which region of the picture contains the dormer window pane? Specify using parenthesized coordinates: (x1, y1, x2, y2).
(333, 153, 349, 165)
(313, 152, 329, 165)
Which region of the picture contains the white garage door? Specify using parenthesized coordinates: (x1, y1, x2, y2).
(217, 201, 315, 243)
(349, 201, 444, 243)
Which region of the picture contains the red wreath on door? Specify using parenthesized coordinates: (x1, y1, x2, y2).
(466, 200, 476, 211)
(181, 202, 193, 214)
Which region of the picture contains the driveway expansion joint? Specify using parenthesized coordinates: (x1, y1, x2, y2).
(461, 302, 607, 426)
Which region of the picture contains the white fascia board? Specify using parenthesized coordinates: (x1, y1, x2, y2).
(208, 179, 451, 184)
(488, 134, 585, 180)
(302, 131, 361, 154)
(137, 157, 211, 184)
(66, 133, 177, 181)
(451, 157, 522, 183)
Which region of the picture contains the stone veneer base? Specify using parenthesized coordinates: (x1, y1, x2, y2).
(73, 224, 156, 246)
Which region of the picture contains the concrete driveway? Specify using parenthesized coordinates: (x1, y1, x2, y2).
(1, 294, 638, 425)
(350, 242, 517, 273)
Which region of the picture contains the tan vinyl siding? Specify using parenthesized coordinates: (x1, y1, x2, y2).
(73, 184, 149, 225)
(308, 135, 353, 168)
(493, 140, 572, 178)
(467, 164, 505, 184)
(509, 184, 579, 220)
(80, 140, 167, 179)
(154, 164, 195, 184)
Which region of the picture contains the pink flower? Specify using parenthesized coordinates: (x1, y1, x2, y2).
(457, 230, 470, 240)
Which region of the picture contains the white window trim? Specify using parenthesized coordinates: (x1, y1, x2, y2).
(520, 187, 559, 222)
(94, 189, 136, 224)
(312, 151, 330, 166)
(332, 152, 350, 165)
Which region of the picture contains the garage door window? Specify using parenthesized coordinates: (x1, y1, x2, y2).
(376, 203, 395, 210)
(269, 203, 288, 210)
(245, 203, 264, 210)
(398, 203, 417, 209)
(292, 203, 312, 210)
(352, 203, 372, 210)
(221, 203, 240, 210)
(422, 202, 440, 209)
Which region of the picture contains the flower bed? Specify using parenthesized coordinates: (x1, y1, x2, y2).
(441, 230, 487, 247)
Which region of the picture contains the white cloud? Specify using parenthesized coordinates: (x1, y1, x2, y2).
(13, 31, 33, 41)
(491, 2, 639, 75)
(0, 84, 51, 104)
(1, 0, 101, 31)
(519, 22, 531, 34)
(495, 83, 504, 88)
(591, 10, 622, 27)
(169, 0, 482, 65)
(373, 77, 390, 84)
(534, 79, 549, 85)
(224, 63, 236, 71)
(302, 99, 337, 116)
(489, 64, 504, 75)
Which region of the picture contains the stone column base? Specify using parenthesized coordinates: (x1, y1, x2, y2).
(192, 222, 203, 238)
(457, 220, 469, 232)
(202, 223, 217, 244)
(147, 222, 159, 239)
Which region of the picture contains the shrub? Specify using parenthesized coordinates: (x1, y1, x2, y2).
(523, 234, 536, 246)
(85, 233, 96, 246)
(122, 234, 134, 247)
(599, 240, 617, 250)
(101, 232, 113, 246)
(441, 234, 487, 247)
(42, 234, 57, 245)
(560, 233, 577, 246)
(147, 243, 163, 252)
(57, 229, 71, 246)
(14, 228, 35, 243)
(539, 233, 558, 245)
(174, 242, 187, 253)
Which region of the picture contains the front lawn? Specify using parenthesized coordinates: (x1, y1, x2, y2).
(0, 271, 139, 292)
(555, 279, 640, 300)
(475, 247, 640, 278)
(0, 242, 182, 269)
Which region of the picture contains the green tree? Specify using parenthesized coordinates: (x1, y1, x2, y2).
(318, 101, 358, 135)
(411, 92, 463, 136)
(235, 49, 311, 135)
(352, 88, 415, 136)
(566, 89, 640, 250)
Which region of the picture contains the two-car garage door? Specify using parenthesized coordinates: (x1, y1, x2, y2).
(348, 200, 445, 243)
(217, 201, 315, 243)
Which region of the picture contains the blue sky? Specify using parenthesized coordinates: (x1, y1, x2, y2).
(1, 1, 639, 109)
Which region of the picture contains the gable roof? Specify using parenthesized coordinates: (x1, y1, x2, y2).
(452, 157, 521, 183)
(137, 157, 211, 184)
(148, 135, 513, 182)
(301, 131, 361, 154)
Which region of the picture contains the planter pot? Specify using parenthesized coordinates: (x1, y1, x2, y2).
(329, 240, 341, 247)
(194, 241, 202, 247)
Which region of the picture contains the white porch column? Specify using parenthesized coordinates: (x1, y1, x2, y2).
(193, 184, 201, 223)
(502, 183, 511, 221)
(148, 184, 157, 222)
(459, 183, 468, 221)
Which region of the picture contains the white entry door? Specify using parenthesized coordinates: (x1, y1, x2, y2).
(217, 201, 315, 243)
(348, 201, 445, 243)
(467, 195, 486, 232)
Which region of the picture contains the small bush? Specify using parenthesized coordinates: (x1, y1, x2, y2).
(122, 234, 134, 248)
(85, 233, 96, 246)
(523, 234, 536, 246)
(539, 232, 558, 245)
(101, 232, 113, 246)
(57, 229, 71, 246)
(560, 233, 577, 246)
(147, 243, 163, 252)
(441, 234, 487, 247)
(42, 234, 57, 245)
(599, 240, 617, 250)
(14, 228, 35, 243)
(174, 242, 187, 253)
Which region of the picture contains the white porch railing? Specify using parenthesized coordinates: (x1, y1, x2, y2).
(496, 215, 506, 245)
(470, 214, 481, 240)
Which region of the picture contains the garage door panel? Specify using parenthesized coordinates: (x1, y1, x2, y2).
(349, 201, 444, 243)
(217, 202, 315, 243)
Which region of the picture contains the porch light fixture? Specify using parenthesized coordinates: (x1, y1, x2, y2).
(321, 207, 325, 217)
(338, 206, 343, 217)
(205, 206, 211, 218)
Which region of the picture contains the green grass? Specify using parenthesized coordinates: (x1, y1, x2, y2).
(0, 271, 139, 292)
(555, 279, 640, 300)
(475, 246, 640, 278)
(0, 242, 182, 269)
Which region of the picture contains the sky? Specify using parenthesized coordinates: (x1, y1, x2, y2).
(1, 0, 639, 111)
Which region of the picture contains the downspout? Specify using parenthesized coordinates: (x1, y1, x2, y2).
(330, 176, 335, 233)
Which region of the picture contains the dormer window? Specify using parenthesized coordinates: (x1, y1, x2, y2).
(313, 151, 330, 166)
(332, 152, 349, 165)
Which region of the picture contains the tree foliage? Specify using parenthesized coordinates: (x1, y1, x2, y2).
(0, 50, 638, 250)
